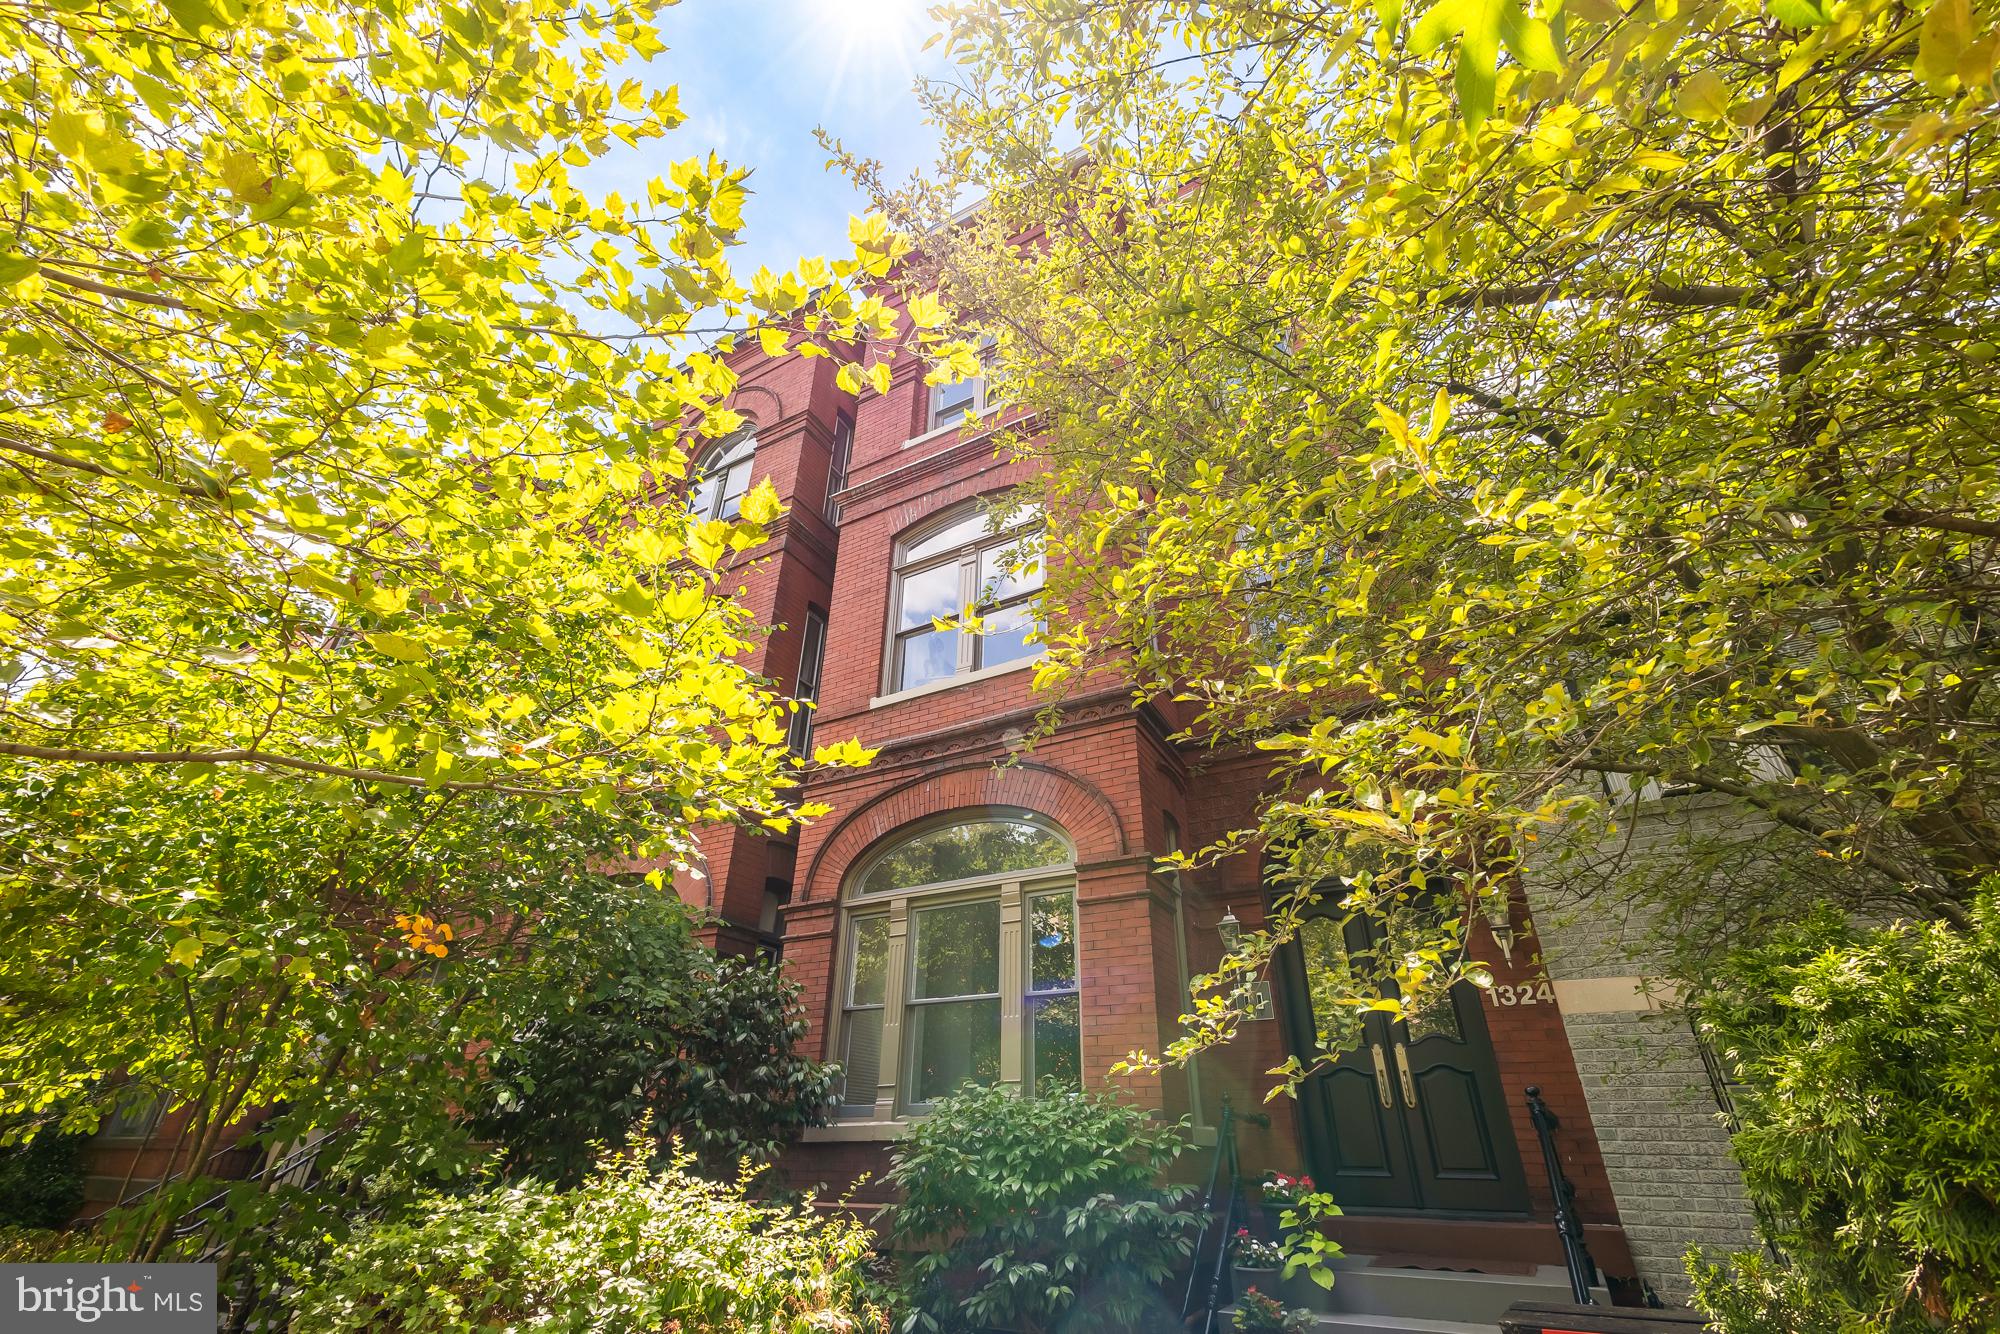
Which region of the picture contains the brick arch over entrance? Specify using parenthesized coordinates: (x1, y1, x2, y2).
(801, 760, 1129, 903)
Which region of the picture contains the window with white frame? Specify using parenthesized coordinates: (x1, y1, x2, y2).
(888, 502, 1044, 693)
(927, 335, 999, 432)
(688, 431, 755, 522)
(788, 607, 827, 757)
(835, 814, 1080, 1118)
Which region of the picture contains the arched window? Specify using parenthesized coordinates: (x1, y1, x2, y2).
(835, 813, 1079, 1118)
(888, 500, 1043, 693)
(688, 431, 754, 522)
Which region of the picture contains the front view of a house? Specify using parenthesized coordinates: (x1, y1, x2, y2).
(662, 313, 1766, 1317)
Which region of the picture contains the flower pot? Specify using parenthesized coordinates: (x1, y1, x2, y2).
(1231, 1265, 1282, 1295)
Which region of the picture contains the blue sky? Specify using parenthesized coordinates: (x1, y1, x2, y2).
(582, 0, 950, 299)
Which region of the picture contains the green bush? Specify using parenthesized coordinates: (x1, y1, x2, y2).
(473, 908, 836, 1185)
(289, 1132, 885, 1333)
(879, 1085, 1199, 1334)
(0, 1122, 85, 1229)
(1684, 1250, 1879, 1334)
(1691, 880, 2000, 1332)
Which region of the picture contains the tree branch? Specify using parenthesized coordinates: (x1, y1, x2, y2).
(0, 740, 567, 797)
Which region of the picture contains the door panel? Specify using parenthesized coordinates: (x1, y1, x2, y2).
(1278, 891, 1530, 1217)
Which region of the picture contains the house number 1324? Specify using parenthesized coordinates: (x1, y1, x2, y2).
(1486, 980, 1556, 1006)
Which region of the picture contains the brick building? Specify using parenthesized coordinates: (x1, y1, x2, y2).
(71, 294, 1761, 1315)
(674, 301, 1764, 1312)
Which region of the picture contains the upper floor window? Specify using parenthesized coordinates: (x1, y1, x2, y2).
(825, 414, 853, 514)
(788, 607, 827, 757)
(688, 431, 754, 522)
(889, 502, 1043, 694)
(836, 813, 1078, 1118)
(927, 335, 999, 432)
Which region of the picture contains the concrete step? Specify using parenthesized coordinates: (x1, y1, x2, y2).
(1310, 1314, 1495, 1334)
(1301, 1255, 1609, 1325)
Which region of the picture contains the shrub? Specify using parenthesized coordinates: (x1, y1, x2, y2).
(879, 1084, 1199, 1334)
(474, 910, 836, 1185)
(1231, 1286, 1312, 1334)
(1684, 1250, 1879, 1334)
(289, 1132, 885, 1334)
(0, 1122, 85, 1229)
(1691, 880, 2000, 1331)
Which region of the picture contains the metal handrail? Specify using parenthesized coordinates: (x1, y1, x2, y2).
(1525, 1085, 1599, 1305)
(1180, 1093, 1272, 1334)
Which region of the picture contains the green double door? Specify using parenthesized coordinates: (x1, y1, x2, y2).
(1274, 907, 1530, 1215)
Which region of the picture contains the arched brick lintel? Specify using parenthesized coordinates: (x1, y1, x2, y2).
(801, 760, 1129, 903)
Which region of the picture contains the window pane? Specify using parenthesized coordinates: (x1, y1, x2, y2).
(904, 511, 995, 563)
(717, 460, 751, 520)
(840, 1008, 883, 1111)
(897, 629, 960, 691)
(898, 561, 962, 631)
(908, 998, 1001, 1103)
(913, 899, 1000, 998)
(1030, 992, 1082, 1092)
(978, 531, 1043, 604)
(975, 602, 1038, 670)
(688, 473, 720, 519)
(932, 377, 980, 427)
(1029, 893, 1077, 992)
(859, 820, 1071, 895)
(848, 916, 890, 1006)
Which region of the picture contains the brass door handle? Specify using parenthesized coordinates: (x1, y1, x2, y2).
(1369, 1043, 1394, 1110)
(1394, 1041, 1418, 1109)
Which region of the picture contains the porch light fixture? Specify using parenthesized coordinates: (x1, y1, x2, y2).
(1217, 908, 1242, 951)
(1483, 893, 1517, 967)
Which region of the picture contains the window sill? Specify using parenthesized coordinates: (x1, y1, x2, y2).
(870, 656, 1039, 710)
(801, 1120, 910, 1143)
(902, 408, 1006, 452)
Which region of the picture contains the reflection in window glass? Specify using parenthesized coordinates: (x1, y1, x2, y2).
(896, 629, 961, 693)
(1299, 917, 1368, 1057)
(859, 819, 1071, 895)
(913, 900, 1001, 997)
(909, 997, 1002, 1102)
(1029, 893, 1077, 992)
(1030, 992, 1082, 1092)
(977, 603, 1037, 670)
(909, 899, 1003, 1104)
(898, 562, 962, 630)
(850, 916, 890, 1007)
(840, 915, 890, 1113)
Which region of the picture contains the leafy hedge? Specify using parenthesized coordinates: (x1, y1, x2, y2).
(0, 1123, 85, 1229)
(289, 1135, 885, 1334)
(880, 1085, 1198, 1334)
(1692, 880, 2000, 1331)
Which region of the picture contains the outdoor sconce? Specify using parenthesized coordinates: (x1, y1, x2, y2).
(1483, 893, 1518, 967)
(1216, 909, 1274, 1020)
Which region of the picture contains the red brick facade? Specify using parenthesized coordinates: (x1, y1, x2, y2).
(678, 313, 1635, 1274)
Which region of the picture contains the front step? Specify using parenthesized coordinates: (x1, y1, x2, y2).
(1285, 1254, 1610, 1326)
(1311, 1315, 1493, 1334)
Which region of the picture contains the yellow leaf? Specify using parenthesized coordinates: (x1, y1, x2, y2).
(738, 478, 783, 525)
(365, 632, 428, 661)
(907, 291, 946, 328)
(1676, 70, 1731, 122)
(1917, 0, 1975, 85)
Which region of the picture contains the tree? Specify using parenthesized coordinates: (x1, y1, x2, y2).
(474, 905, 837, 1186)
(856, 0, 2000, 1049)
(0, 0, 936, 1265)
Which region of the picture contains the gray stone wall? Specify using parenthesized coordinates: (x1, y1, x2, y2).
(1559, 1008, 1763, 1303)
(1523, 794, 1769, 1304)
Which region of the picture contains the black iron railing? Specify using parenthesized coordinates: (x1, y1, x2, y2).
(1525, 1085, 1599, 1305)
(1181, 1093, 1271, 1334)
